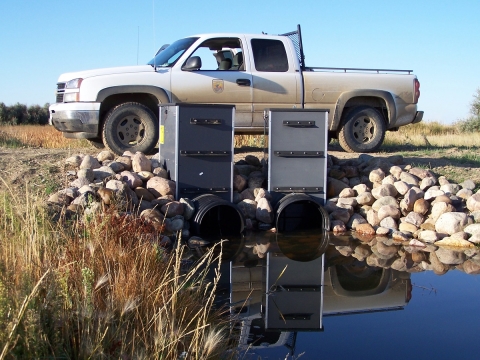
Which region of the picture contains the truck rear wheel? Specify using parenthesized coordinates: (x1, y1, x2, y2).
(102, 102, 158, 155)
(338, 106, 386, 153)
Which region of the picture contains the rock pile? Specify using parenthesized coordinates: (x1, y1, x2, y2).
(324, 153, 480, 249)
(46, 150, 480, 255)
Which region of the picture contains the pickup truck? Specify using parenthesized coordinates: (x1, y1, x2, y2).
(49, 25, 423, 155)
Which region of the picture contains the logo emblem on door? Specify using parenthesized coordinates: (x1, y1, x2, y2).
(212, 80, 224, 93)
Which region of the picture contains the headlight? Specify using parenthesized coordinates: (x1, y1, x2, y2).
(63, 92, 80, 102)
(65, 78, 83, 89)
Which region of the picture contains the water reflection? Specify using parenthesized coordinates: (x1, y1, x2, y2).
(200, 230, 411, 356)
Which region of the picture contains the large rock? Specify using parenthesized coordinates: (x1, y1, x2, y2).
(132, 153, 152, 173)
(97, 150, 115, 162)
(356, 192, 375, 206)
(371, 184, 398, 199)
(369, 169, 385, 183)
(460, 179, 476, 191)
(467, 193, 480, 212)
(355, 223, 376, 235)
(400, 172, 420, 186)
(424, 187, 445, 201)
(237, 199, 257, 219)
(161, 201, 185, 217)
(378, 205, 401, 221)
(134, 187, 156, 202)
(380, 216, 398, 230)
(146, 177, 175, 197)
(233, 174, 248, 192)
(464, 223, 480, 236)
(256, 198, 273, 224)
(80, 155, 101, 170)
(435, 212, 470, 235)
(435, 237, 474, 248)
(119, 171, 143, 189)
(77, 168, 94, 182)
(327, 177, 350, 198)
(346, 213, 367, 230)
(393, 181, 410, 195)
(372, 196, 399, 211)
(404, 212, 424, 227)
(431, 202, 455, 222)
(116, 156, 132, 171)
(418, 230, 439, 243)
(435, 247, 466, 265)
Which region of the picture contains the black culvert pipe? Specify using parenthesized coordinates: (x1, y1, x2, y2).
(274, 193, 330, 233)
(191, 194, 245, 237)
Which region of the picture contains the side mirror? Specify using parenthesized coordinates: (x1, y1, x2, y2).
(182, 56, 202, 71)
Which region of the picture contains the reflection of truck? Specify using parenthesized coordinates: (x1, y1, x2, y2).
(229, 251, 411, 353)
(49, 25, 423, 155)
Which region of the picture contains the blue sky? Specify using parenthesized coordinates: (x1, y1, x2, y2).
(1, 0, 479, 124)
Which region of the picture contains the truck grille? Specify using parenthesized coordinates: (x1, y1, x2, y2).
(56, 82, 65, 103)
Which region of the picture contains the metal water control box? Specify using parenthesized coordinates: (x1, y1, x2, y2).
(159, 104, 235, 201)
(265, 253, 324, 331)
(268, 109, 328, 205)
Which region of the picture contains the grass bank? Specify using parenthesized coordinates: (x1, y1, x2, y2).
(0, 184, 235, 359)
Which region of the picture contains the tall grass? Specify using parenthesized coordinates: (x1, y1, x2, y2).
(384, 121, 479, 148)
(0, 125, 87, 148)
(0, 183, 234, 359)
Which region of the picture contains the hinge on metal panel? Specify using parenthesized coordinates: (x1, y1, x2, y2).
(274, 151, 324, 157)
(190, 118, 222, 125)
(180, 150, 231, 156)
(283, 120, 316, 127)
(273, 187, 324, 193)
(181, 187, 231, 193)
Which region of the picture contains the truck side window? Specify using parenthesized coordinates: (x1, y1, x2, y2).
(186, 38, 243, 71)
(251, 39, 288, 72)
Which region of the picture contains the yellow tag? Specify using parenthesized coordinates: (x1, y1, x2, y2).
(159, 125, 165, 144)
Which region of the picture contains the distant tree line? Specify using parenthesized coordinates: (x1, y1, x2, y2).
(0, 102, 50, 125)
(456, 88, 480, 132)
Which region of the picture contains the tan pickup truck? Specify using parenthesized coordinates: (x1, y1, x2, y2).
(49, 25, 423, 154)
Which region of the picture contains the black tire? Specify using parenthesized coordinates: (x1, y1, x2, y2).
(102, 102, 158, 155)
(87, 138, 105, 149)
(338, 106, 386, 153)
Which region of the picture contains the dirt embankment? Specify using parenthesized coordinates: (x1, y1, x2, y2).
(1, 144, 480, 196)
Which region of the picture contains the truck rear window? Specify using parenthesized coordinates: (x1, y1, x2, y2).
(251, 39, 288, 72)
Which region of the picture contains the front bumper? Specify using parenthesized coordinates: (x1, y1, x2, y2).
(49, 102, 101, 139)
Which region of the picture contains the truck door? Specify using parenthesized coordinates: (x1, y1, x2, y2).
(170, 37, 253, 128)
(249, 38, 302, 128)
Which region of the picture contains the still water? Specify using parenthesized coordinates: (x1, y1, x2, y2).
(206, 230, 480, 360)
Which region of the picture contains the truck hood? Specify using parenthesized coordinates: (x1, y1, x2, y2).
(57, 65, 154, 82)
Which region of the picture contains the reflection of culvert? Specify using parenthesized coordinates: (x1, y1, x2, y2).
(274, 193, 330, 233)
(191, 194, 245, 237)
(276, 229, 330, 262)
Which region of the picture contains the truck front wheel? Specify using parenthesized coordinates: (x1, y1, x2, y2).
(102, 102, 158, 155)
(338, 106, 386, 153)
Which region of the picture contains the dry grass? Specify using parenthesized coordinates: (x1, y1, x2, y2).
(0, 185, 234, 359)
(384, 121, 478, 148)
(0, 125, 87, 148)
(235, 121, 479, 149)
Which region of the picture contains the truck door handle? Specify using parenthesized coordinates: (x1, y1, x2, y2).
(236, 79, 251, 86)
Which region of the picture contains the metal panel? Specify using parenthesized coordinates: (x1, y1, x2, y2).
(268, 109, 328, 204)
(159, 104, 235, 201)
(265, 253, 324, 331)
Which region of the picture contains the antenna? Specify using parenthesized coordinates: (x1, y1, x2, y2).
(137, 26, 139, 65)
(152, 0, 156, 68)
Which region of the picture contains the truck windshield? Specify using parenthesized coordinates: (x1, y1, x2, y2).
(148, 37, 199, 68)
